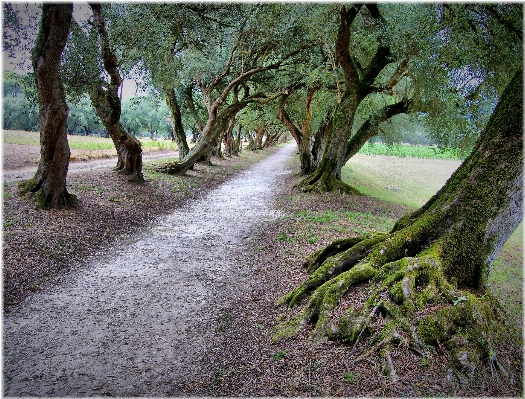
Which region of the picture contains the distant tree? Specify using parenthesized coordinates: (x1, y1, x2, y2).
(2, 71, 39, 131)
(20, 4, 76, 208)
(155, 4, 312, 174)
(67, 96, 103, 136)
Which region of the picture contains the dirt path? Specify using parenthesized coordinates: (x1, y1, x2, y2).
(3, 143, 297, 396)
(2, 146, 177, 183)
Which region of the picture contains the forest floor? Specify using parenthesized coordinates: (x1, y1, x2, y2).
(2, 141, 522, 397)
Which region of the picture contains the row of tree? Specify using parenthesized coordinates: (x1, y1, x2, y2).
(5, 3, 511, 203)
(3, 2, 523, 377)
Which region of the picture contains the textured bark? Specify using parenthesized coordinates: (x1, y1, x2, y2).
(277, 89, 317, 174)
(88, 3, 143, 182)
(234, 124, 242, 155)
(165, 87, 190, 160)
(22, 4, 75, 208)
(392, 69, 523, 288)
(278, 68, 523, 375)
(224, 120, 236, 157)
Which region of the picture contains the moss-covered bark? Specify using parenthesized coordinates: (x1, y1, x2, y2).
(276, 68, 523, 378)
(21, 4, 76, 209)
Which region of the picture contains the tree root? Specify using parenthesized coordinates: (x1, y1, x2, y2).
(155, 161, 185, 175)
(275, 234, 521, 378)
(280, 233, 387, 307)
(297, 166, 363, 194)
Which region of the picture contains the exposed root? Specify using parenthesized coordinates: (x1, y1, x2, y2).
(156, 161, 185, 175)
(276, 234, 521, 378)
(302, 176, 363, 195)
(297, 165, 363, 194)
(280, 233, 387, 307)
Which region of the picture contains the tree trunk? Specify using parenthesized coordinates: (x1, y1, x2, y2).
(21, 4, 76, 209)
(312, 106, 332, 166)
(88, 3, 144, 183)
(277, 91, 315, 174)
(88, 86, 144, 182)
(165, 86, 189, 160)
(277, 68, 523, 377)
(234, 124, 243, 154)
(224, 120, 236, 157)
(252, 126, 265, 150)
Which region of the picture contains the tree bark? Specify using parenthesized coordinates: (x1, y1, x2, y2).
(277, 89, 316, 174)
(278, 68, 523, 376)
(224, 120, 236, 157)
(22, 4, 76, 208)
(88, 3, 144, 182)
(165, 86, 190, 160)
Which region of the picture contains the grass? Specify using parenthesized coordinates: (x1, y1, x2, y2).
(3, 129, 178, 152)
(358, 142, 468, 160)
(342, 155, 462, 209)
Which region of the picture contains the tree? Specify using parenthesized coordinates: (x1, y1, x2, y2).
(277, 67, 523, 378)
(299, 4, 412, 193)
(20, 4, 76, 208)
(87, 3, 143, 182)
(63, 4, 144, 182)
(67, 96, 103, 136)
(277, 86, 319, 174)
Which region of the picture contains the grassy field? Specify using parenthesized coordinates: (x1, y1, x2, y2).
(3, 129, 178, 152)
(342, 154, 523, 326)
(358, 142, 468, 160)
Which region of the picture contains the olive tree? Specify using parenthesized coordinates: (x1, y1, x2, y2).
(20, 4, 76, 208)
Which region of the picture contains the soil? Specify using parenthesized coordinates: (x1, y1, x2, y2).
(3, 144, 522, 397)
(2, 143, 176, 182)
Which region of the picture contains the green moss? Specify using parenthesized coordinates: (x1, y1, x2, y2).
(272, 310, 305, 342)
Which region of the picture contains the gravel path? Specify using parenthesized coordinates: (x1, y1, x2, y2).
(3, 143, 297, 396)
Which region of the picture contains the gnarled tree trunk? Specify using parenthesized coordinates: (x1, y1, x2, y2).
(300, 5, 406, 193)
(21, 4, 76, 208)
(88, 3, 143, 182)
(277, 68, 523, 378)
(277, 87, 318, 175)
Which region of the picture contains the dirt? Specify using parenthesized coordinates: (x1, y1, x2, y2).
(3, 143, 296, 396)
(2, 143, 177, 182)
(3, 144, 522, 397)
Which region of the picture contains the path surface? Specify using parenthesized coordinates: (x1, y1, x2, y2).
(3, 143, 297, 396)
(2, 149, 177, 183)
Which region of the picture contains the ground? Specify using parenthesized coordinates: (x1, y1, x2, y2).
(2, 143, 522, 396)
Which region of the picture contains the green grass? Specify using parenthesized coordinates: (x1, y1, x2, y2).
(298, 210, 338, 223)
(358, 142, 468, 160)
(345, 211, 393, 233)
(3, 129, 178, 151)
(342, 155, 462, 210)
